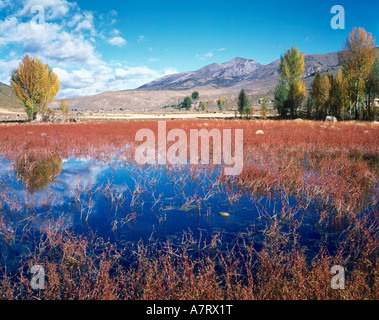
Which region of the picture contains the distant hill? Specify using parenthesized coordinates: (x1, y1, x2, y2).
(50, 51, 344, 112)
(138, 57, 263, 91)
(0, 82, 23, 109)
(138, 51, 341, 92)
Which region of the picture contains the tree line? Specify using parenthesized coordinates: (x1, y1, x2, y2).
(273, 27, 378, 121)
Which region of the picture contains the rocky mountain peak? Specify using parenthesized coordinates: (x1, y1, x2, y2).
(138, 51, 341, 91)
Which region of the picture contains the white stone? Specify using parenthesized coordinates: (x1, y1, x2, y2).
(218, 212, 230, 218)
(325, 116, 337, 122)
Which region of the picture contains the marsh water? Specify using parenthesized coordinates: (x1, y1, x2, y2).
(0, 154, 370, 269)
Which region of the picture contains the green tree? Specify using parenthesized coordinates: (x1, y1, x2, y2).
(278, 47, 306, 117)
(274, 78, 289, 117)
(60, 100, 69, 120)
(304, 96, 313, 119)
(364, 52, 379, 120)
(217, 97, 226, 111)
(11, 55, 60, 121)
(319, 74, 331, 119)
(200, 101, 207, 111)
(309, 72, 332, 119)
(237, 89, 251, 118)
(338, 27, 376, 119)
(329, 69, 349, 119)
(191, 91, 199, 101)
(183, 96, 192, 110)
(261, 95, 268, 119)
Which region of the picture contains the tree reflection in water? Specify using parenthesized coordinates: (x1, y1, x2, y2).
(14, 154, 62, 194)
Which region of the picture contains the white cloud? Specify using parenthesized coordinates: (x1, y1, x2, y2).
(67, 13, 82, 27)
(148, 58, 160, 62)
(19, 0, 73, 20)
(99, 9, 118, 25)
(108, 36, 127, 47)
(196, 51, 214, 61)
(0, 0, 177, 98)
(74, 12, 95, 35)
(137, 35, 147, 43)
(0, 15, 101, 67)
(0, 0, 12, 9)
(0, 58, 21, 83)
(305, 36, 312, 43)
(0, 17, 60, 47)
(53, 67, 96, 89)
(115, 66, 160, 80)
(111, 29, 121, 36)
(53, 65, 178, 98)
(163, 67, 177, 75)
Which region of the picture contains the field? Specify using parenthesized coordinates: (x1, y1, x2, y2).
(0, 119, 378, 300)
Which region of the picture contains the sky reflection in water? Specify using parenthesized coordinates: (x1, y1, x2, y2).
(0, 156, 273, 246)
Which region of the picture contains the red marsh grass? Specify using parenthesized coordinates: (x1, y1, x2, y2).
(0, 120, 378, 300)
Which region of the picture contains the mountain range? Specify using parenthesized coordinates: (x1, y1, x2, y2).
(138, 51, 340, 92)
(2, 50, 342, 112)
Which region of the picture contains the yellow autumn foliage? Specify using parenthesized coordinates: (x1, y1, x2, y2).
(338, 27, 376, 118)
(14, 155, 62, 195)
(279, 46, 306, 117)
(11, 55, 60, 121)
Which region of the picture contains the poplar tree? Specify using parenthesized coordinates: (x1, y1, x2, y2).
(319, 74, 331, 119)
(309, 72, 332, 119)
(338, 27, 376, 119)
(278, 46, 306, 117)
(330, 69, 349, 119)
(261, 95, 268, 119)
(11, 55, 60, 121)
(217, 97, 226, 111)
(60, 100, 69, 120)
(364, 52, 379, 120)
(309, 71, 322, 118)
(200, 101, 207, 111)
(274, 78, 289, 117)
(237, 89, 251, 118)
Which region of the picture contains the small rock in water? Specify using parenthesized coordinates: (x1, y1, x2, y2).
(255, 130, 264, 135)
(218, 212, 230, 218)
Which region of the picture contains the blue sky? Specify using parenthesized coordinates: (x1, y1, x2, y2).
(0, 0, 378, 98)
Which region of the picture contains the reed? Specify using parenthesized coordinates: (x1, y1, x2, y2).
(0, 120, 377, 300)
